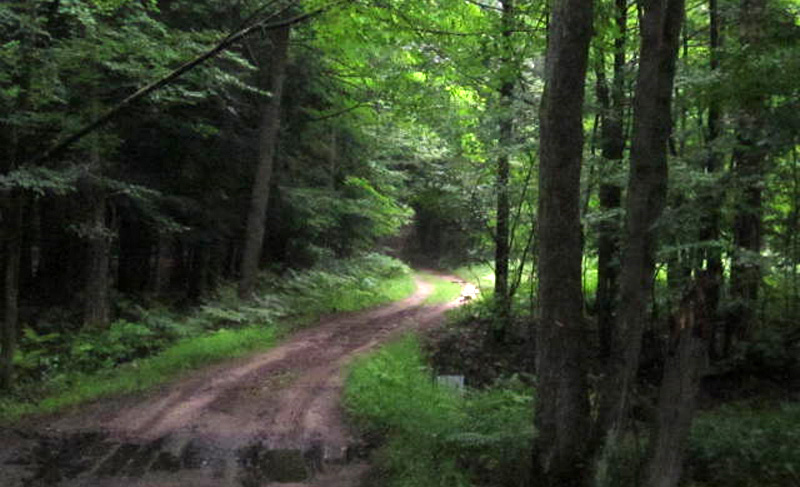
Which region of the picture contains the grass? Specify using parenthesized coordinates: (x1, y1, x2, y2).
(416, 271, 464, 305)
(0, 325, 278, 421)
(0, 253, 417, 423)
(344, 335, 534, 487)
(452, 263, 495, 295)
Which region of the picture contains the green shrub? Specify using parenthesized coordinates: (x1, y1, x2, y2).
(688, 403, 800, 486)
(344, 336, 534, 487)
(69, 320, 167, 372)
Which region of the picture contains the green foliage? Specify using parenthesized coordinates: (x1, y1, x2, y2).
(275, 253, 414, 315)
(69, 320, 167, 372)
(688, 403, 800, 486)
(344, 336, 534, 487)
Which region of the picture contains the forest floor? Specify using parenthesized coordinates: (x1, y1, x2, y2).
(0, 273, 469, 487)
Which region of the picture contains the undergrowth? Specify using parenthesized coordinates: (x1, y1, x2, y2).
(687, 402, 800, 487)
(344, 335, 534, 487)
(0, 253, 414, 423)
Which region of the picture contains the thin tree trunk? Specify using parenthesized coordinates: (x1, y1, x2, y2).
(83, 188, 111, 328)
(703, 0, 724, 358)
(1, 0, 33, 390)
(239, 24, 291, 298)
(532, 0, 594, 482)
(83, 96, 112, 329)
(1, 194, 22, 390)
(494, 0, 515, 339)
(596, 0, 684, 473)
(595, 0, 627, 360)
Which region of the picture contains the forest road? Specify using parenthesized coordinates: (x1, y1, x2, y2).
(1, 274, 472, 487)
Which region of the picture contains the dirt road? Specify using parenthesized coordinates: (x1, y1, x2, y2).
(0, 275, 467, 487)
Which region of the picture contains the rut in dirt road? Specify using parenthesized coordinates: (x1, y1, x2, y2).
(1, 275, 469, 487)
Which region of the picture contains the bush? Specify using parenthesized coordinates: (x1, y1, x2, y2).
(344, 336, 534, 487)
(688, 403, 800, 486)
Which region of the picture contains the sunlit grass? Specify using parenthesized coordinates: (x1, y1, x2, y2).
(417, 271, 464, 305)
(0, 325, 278, 421)
(452, 263, 495, 295)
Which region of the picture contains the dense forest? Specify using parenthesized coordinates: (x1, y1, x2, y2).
(1, 0, 799, 486)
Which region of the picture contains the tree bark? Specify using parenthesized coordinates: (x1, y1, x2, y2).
(83, 188, 111, 329)
(643, 278, 710, 487)
(1, 194, 22, 390)
(493, 0, 515, 338)
(702, 0, 724, 358)
(728, 0, 767, 353)
(596, 0, 684, 470)
(532, 0, 594, 482)
(239, 24, 291, 298)
(83, 95, 112, 329)
(595, 0, 627, 361)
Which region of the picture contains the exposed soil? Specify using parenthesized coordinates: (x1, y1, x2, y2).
(0, 274, 468, 487)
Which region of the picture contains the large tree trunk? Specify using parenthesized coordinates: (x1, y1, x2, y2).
(595, 0, 627, 360)
(238, 24, 291, 298)
(532, 0, 594, 483)
(728, 0, 767, 354)
(493, 0, 515, 338)
(643, 278, 710, 487)
(596, 0, 684, 470)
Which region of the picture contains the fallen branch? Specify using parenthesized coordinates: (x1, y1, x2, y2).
(35, 2, 344, 164)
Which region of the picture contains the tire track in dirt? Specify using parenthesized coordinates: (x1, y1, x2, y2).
(1, 273, 469, 487)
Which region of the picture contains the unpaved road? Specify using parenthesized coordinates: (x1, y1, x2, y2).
(1, 275, 469, 487)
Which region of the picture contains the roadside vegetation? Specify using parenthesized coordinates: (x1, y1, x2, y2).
(0, 253, 413, 423)
(344, 335, 533, 487)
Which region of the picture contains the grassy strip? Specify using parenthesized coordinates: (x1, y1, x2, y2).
(321, 273, 417, 312)
(0, 326, 278, 421)
(0, 255, 416, 423)
(416, 271, 464, 306)
(344, 336, 533, 487)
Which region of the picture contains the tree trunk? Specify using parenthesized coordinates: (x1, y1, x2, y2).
(728, 0, 767, 353)
(239, 24, 291, 298)
(1, 194, 22, 390)
(83, 94, 112, 329)
(643, 278, 710, 487)
(83, 188, 111, 329)
(703, 0, 724, 358)
(118, 212, 154, 294)
(532, 0, 594, 483)
(596, 0, 684, 471)
(493, 0, 515, 339)
(595, 0, 627, 360)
